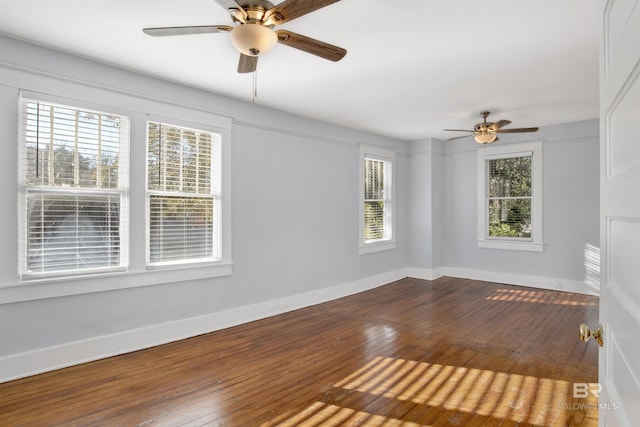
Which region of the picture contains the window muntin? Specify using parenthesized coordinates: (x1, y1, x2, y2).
(146, 121, 222, 266)
(19, 98, 129, 279)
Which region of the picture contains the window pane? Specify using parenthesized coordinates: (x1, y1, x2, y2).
(488, 198, 532, 238)
(147, 122, 212, 194)
(149, 195, 214, 263)
(364, 201, 386, 241)
(364, 158, 384, 200)
(26, 192, 121, 273)
(24, 101, 122, 189)
(488, 156, 531, 198)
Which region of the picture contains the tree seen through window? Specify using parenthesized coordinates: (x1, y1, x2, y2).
(487, 156, 532, 238)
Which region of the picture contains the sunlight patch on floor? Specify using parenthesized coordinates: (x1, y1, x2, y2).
(486, 288, 596, 306)
(335, 356, 573, 423)
(268, 400, 428, 427)
(265, 356, 596, 426)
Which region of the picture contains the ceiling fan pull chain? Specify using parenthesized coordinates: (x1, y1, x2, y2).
(253, 69, 258, 104)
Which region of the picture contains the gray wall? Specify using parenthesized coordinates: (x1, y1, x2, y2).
(0, 35, 600, 366)
(0, 36, 407, 356)
(406, 138, 446, 270)
(442, 120, 600, 280)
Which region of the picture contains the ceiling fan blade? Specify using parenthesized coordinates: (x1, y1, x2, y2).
(443, 129, 475, 132)
(212, 0, 248, 23)
(496, 127, 539, 133)
(265, 0, 341, 25)
(238, 53, 258, 73)
(446, 134, 473, 141)
(143, 25, 232, 36)
(492, 119, 512, 129)
(213, 0, 245, 12)
(276, 30, 346, 61)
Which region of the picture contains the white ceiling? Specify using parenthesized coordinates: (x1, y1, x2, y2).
(0, 0, 602, 141)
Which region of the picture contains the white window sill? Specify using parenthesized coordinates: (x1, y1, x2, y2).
(477, 240, 544, 252)
(0, 262, 233, 304)
(359, 240, 396, 255)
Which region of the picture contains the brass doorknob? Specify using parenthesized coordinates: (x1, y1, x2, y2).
(579, 323, 603, 347)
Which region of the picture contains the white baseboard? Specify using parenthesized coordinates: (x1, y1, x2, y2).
(439, 266, 599, 296)
(0, 268, 407, 383)
(403, 267, 445, 281)
(0, 266, 598, 383)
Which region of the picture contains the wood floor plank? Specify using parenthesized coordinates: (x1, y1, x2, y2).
(0, 277, 599, 426)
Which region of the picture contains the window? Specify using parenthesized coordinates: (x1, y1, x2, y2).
(4, 70, 232, 303)
(477, 141, 543, 252)
(359, 144, 395, 254)
(18, 97, 129, 280)
(146, 121, 221, 266)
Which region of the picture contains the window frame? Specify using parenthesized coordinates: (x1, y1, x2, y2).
(359, 144, 396, 255)
(476, 141, 544, 252)
(1, 67, 232, 303)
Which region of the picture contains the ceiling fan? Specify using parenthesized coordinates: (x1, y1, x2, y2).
(142, 0, 347, 73)
(444, 111, 539, 144)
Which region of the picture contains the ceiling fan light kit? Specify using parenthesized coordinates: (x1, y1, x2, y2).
(444, 111, 539, 144)
(474, 132, 498, 144)
(230, 23, 277, 56)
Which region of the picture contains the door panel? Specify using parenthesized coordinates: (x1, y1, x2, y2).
(599, 0, 640, 426)
(609, 219, 640, 301)
(608, 74, 640, 178)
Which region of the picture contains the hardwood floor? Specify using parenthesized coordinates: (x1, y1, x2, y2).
(0, 277, 599, 426)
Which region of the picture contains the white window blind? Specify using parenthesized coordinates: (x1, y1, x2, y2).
(19, 97, 129, 279)
(486, 155, 532, 238)
(364, 156, 392, 243)
(147, 121, 221, 266)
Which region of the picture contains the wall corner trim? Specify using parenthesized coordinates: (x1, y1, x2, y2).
(403, 267, 445, 281)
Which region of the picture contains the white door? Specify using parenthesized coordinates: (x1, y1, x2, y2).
(598, 0, 640, 425)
